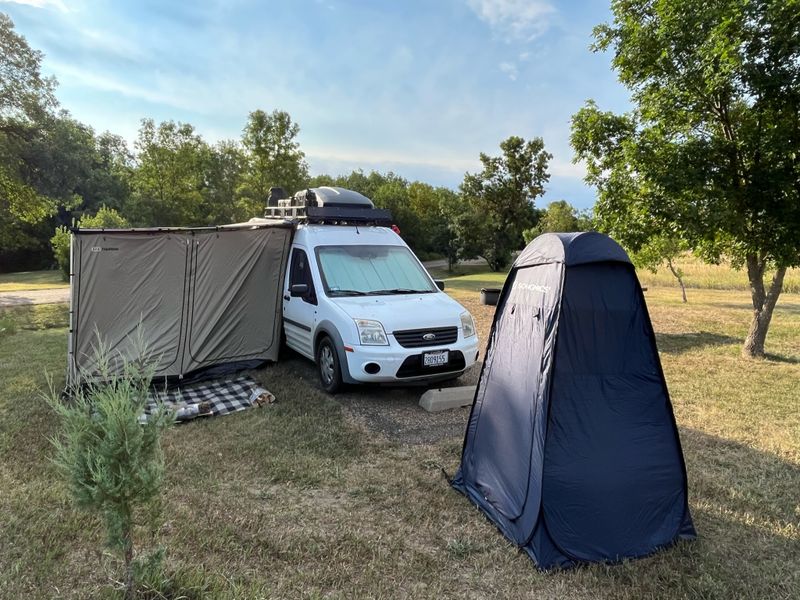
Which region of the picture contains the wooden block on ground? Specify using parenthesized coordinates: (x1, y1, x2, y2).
(419, 385, 477, 413)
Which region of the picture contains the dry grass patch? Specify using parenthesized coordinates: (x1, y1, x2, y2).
(1, 272, 798, 598)
(635, 254, 800, 294)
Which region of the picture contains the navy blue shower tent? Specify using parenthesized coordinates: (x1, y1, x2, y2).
(452, 232, 695, 569)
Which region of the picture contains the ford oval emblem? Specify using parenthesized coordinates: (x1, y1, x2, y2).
(423, 333, 436, 341)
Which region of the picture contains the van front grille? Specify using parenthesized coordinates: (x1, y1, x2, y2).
(393, 327, 458, 348)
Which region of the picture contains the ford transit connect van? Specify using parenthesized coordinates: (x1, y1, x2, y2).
(268, 187, 479, 393)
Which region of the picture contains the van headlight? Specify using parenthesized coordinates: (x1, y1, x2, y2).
(460, 311, 476, 338)
(355, 319, 388, 346)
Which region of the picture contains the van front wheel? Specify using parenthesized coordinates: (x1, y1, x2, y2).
(316, 337, 342, 394)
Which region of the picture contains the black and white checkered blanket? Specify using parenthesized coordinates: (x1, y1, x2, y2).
(142, 376, 274, 423)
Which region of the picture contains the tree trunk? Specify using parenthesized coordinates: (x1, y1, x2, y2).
(742, 255, 786, 359)
(123, 522, 135, 600)
(667, 258, 687, 303)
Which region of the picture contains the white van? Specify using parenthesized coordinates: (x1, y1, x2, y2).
(270, 187, 479, 393)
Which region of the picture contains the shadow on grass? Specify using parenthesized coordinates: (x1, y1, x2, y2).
(763, 353, 800, 364)
(567, 426, 799, 598)
(656, 331, 741, 354)
(716, 301, 800, 315)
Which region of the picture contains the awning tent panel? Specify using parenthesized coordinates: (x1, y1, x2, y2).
(185, 227, 289, 371)
(68, 224, 292, 384)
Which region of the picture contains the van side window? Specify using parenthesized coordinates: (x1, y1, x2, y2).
(289, 248, 317, 305)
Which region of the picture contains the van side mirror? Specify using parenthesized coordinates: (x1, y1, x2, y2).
(290, 283, 309, 297)
(434, 280, 445, 291)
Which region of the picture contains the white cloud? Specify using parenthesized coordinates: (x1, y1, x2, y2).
(0, 0, 68, 11)
(48, 61, 201, 111)
(77, 27, 150, 63)
(550, 158, 585, 180)
(499, 61, 518, 81)
(467, 0, 555, 40)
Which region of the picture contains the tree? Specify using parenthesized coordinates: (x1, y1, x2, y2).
(0, 13, 58, 256)
(128, 119, 209, 227)
(47, 330, 173, 600)
(436, 187, 468, 271)
(307, 170, 447, 255)
(87, 131, 134, 215)
(237, 109, 308, 215)
(522, 199, 592, 244)
(459, 136, 551, 271)
(631, 235, 690, 303)
(407, 182, 455, 259)
(571, 0, 800, 358)
(205, 140, 246, 223)
(22, 113, 99, 207)
(0, 12, 56, 125)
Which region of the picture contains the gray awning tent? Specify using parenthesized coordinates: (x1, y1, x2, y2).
(452, 232, 695, 569)
(68, 222, 293, 385)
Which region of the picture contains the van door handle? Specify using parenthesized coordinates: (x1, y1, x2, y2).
(283, 294, 291, 301)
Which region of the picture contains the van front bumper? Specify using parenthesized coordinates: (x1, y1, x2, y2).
(343, 335, 480, 384)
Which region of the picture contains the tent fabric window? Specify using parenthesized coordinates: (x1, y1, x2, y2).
(452, 232, 695, 570)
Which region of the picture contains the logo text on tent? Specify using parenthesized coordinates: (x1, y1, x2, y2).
(90, 247, 119, 252)
(513, 282, 550, 294)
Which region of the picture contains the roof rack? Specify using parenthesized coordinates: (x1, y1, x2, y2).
(264, 205, 394, 225)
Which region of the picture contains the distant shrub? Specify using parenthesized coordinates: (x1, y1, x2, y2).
(51, 206, 129, 280)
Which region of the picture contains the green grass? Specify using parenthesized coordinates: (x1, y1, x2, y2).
(0, 270, 68, 292)
(0, 303, 69, 338)
(1, 268, 798, 598)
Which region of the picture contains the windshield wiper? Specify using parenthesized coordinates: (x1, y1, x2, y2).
(366, 288, 433, 295)
(329, 289, 368, 296)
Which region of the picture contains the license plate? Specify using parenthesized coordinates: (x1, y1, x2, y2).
(423, 350, 449, 367)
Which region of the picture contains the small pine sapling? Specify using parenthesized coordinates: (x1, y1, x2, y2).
(46, 328, 173, 600)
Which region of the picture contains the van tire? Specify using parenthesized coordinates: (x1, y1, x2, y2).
(316, 336, 342, 394)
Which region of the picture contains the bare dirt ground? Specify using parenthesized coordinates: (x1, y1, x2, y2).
(262, 350, 482, 446)
(0, 288, 69, 307)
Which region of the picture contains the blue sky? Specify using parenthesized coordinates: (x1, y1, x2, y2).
(2, 0, 630, 209)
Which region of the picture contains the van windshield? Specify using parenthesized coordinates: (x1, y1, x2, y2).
(315, 245, 437, 296)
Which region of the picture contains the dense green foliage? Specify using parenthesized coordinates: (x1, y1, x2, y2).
(458, 136, 551, 271)
(522, 199, 593, 244)
(0, 13, 58, 259)
(571, 0, 800, 357)
(50, 206, 130, 279)
(308, 170, 461, 261)
(237, 109, 308, 216)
